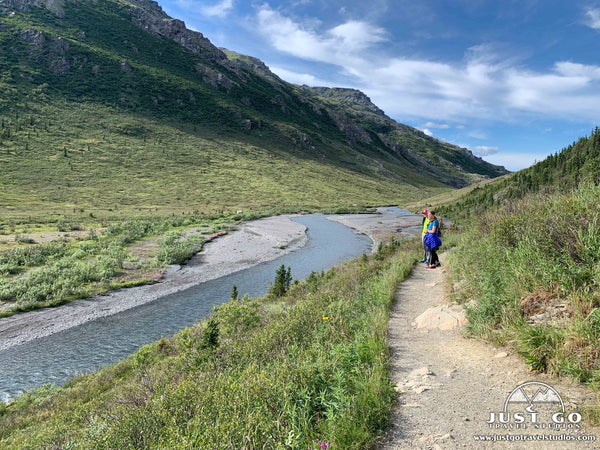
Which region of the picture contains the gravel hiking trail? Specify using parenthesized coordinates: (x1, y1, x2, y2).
(379, 253, 600, 449)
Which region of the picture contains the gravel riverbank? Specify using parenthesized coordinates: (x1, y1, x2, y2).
(0, 215, 307, 352)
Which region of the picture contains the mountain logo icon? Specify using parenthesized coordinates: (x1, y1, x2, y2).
(504, 381, 564, 413)
(487, 381, 582, 428)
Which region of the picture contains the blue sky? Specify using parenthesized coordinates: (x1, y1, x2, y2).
(158, 0, 600, 171)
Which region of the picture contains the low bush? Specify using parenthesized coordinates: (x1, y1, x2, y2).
(154, 231, 201, 265)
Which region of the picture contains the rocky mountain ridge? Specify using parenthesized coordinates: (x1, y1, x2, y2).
(0, 0, 507, 197)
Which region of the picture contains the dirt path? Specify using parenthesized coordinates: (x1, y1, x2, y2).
(380, 253, 600, 449)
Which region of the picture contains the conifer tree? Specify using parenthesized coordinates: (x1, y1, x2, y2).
(268, 264, 292, 297)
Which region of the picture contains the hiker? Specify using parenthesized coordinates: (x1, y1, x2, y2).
(419, 209, 430, 263)
(424, 210, 441, 269)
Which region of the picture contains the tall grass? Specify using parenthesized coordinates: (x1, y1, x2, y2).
(0, 238, 418, 448)
(448, 183, 600, 389)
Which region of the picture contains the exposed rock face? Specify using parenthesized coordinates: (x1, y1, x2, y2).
(307, 86, 387, 117)
(120, 59, 132, 73)
(220, 49, 283, 87)
(49, 34, 69, 54)
(194, 64, 237, 92)
(327, 109, 373, 145)
(15, 27, 71, 74)
(18, 28, 45, 51)
(48, 56, 69, 74)
(1, 0, 65, 17)
(3, 0, 231, 68)
(127, 0, 227, 64)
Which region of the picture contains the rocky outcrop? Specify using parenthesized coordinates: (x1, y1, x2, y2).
(307, 86, 387, 117)
(220, 49, 283, 88)
(326, 108, 373, 144)
(0, 0, 65, 17)
(17, 28, 45, 50)
(194, 64, 237, 93)
(120, 59, 132, 73)
(127, 0, 227, 64)
(15, 28, 71, 74)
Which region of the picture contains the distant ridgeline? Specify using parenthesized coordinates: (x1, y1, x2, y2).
(0, 0, 508, 217)
(439, 128, 600, 220)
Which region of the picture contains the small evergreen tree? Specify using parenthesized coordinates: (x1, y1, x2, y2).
(200, 318, 219, 349)
(231, 284, 238, 301)
(268, 264, 292, 297)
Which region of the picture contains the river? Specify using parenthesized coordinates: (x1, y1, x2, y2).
(0, 213, 381, 402)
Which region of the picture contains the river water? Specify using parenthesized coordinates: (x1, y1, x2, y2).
(0, 213, 384, 402)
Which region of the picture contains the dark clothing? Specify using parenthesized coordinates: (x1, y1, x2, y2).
(430, 247, 439, 266)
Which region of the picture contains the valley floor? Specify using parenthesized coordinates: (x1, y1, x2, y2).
(380, 255, 600, 449)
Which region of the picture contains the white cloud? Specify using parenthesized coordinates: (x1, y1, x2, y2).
(329, 21, 387, 51)
(424, 122, 450, 129)
(554, 61, 600, 78)
(256, 5, 387, 68)
(201, 0, 234, 18)
(254, 6, 600, 125)
(584, 7, 600, 30)
(422, 128, 434, 137)
(471, 145, 499, 156)
(269, 66, 329, 86)
(256, 7, 331, 62)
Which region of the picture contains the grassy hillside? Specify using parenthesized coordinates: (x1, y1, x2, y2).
(0, 238, 418, 448)
(0, 101, 434, 223)
(0, 0, 507, 227)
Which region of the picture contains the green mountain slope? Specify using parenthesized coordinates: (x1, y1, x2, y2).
(0, 0, 507, 223)
(304, 86, 506, 186)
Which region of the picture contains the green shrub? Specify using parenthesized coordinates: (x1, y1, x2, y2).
(155, 231, 197, 265)
(516, 325, 563, 372)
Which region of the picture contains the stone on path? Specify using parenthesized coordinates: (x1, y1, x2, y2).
(413, 304, 468, 330)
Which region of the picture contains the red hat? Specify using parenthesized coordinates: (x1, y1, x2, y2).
(421, 209, 428, 214)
